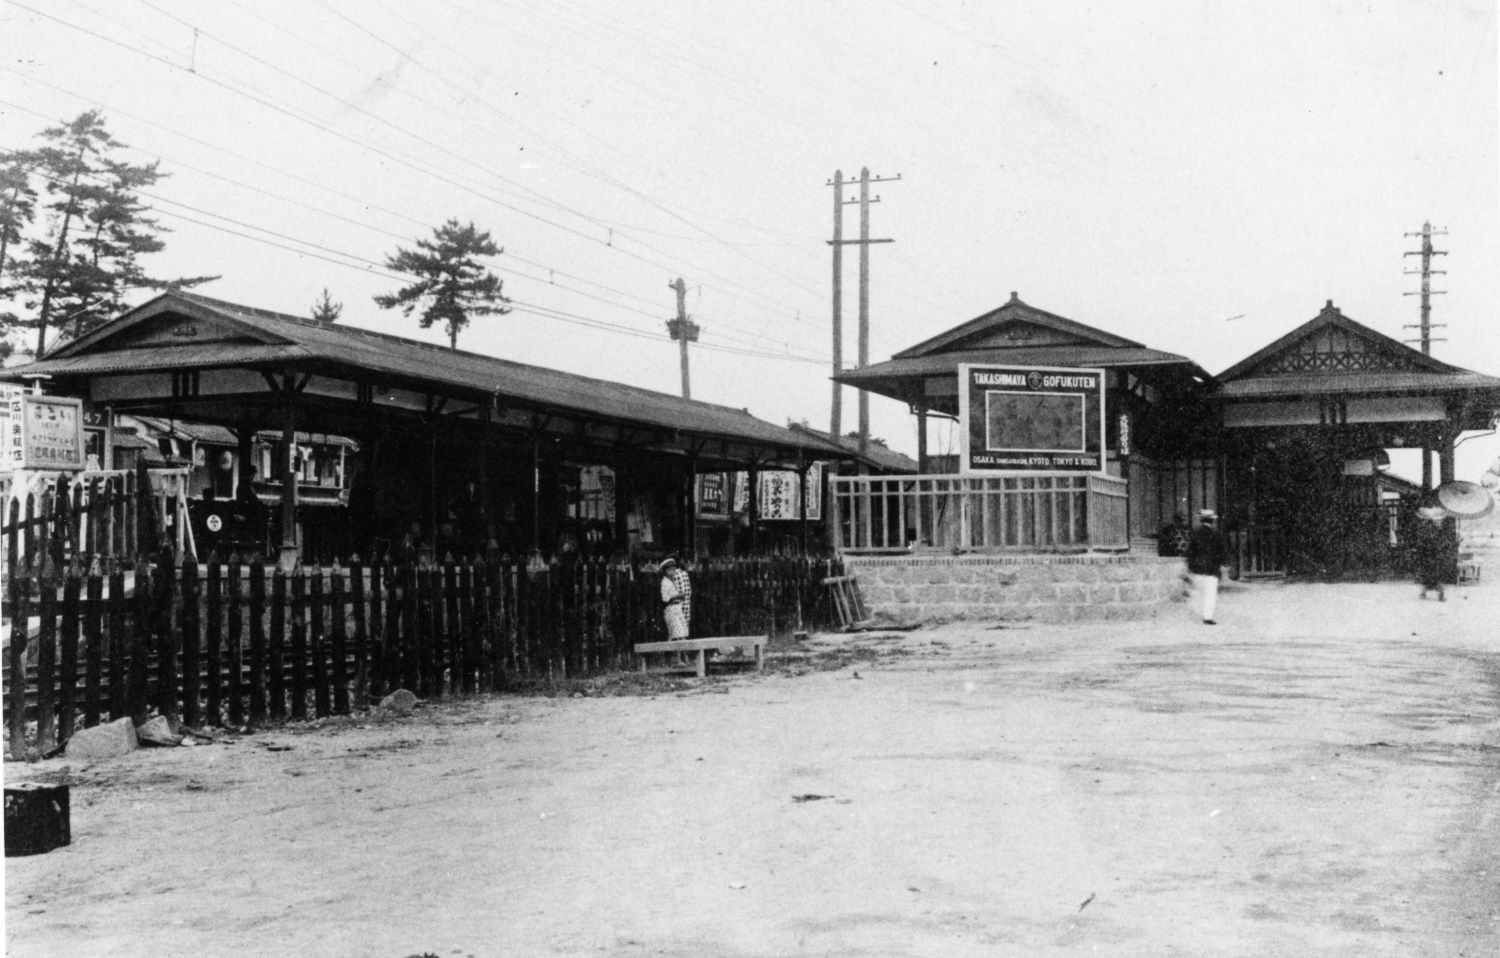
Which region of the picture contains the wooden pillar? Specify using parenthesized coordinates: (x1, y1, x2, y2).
(235, 424, 254, 497)
(277, 387, 299, 572)
(530, 433, 542, 553)
(686, 453, 698, 560)
(613, 447, 630, 556)
(916, 408, 928, 474)
(798, 457, 810, 556)
(478, 402, 492, 534)
(748, 462, 760, 555)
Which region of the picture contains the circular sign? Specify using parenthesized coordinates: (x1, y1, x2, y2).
(206, 514, 223, 533)
(1026, 371, 1044, 390)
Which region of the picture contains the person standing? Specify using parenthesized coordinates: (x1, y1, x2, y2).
(658, 555, 693, 640)
(1412, 503, 1449, 601)
(1185, 508, 1226, 625)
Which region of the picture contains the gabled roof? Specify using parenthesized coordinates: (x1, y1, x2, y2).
(6, 291, 850, 465)
(786, 423, 919, 473)
(1215, 300, 1500, 399)
(893, 292, 1147, 359)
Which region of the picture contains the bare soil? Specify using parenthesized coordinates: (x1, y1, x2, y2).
(5, 574, 1499, 957)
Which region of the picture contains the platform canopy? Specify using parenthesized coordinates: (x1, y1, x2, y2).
(1, 291, 851, 473)
(1216, 300, 1500, 436)
(834, 292, 1210, 415)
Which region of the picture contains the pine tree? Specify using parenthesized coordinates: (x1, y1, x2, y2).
(310, 287, 343, 324)
(374, 219, 511, 349)
(1, 111, 215, 358)
(0, 149, 39, 361)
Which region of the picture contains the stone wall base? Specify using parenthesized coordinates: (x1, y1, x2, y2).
(844, 553, 1187, 625)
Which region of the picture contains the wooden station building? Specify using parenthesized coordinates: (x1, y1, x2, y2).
(2, 291, 854, 566)
(836, 293, 1500, 579)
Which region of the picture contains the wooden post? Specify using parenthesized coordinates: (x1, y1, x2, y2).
(290, 570, 309, 720)
(58, 570, 81, 743)
(247, 562, 265, 724)
(227, 560, 246, 727)
(269, 569, 287, 720)
(445, 560, 461, 695)
(179, 555, 200, 727)
(309, 567, 329, 717)
(278, 383, 299, 572)
(83, 571, 103, 729)
(129, 558, 151, 724)
(107, 566, 126, 722)
(35, 560, 58, 751)
(330, 566, 350, 715)
(351, 560, 369, 706)
(6, 568, 31, 758)
(205, 559, 222, 725)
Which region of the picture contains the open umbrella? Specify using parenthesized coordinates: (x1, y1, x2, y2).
(1436, 480, 1496, 519)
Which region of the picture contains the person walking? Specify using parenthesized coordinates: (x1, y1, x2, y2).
(1412, 503, 1449, 601)
(658, 555, 693, 640)
(1185, 508, 1226, 625)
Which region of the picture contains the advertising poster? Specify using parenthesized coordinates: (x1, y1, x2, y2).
(958, 364, 1105, 474)
(696, 472, 730, 520)
(727, 465, 824, 521)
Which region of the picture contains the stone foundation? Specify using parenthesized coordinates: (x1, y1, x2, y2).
(845, 553, 1186, 624)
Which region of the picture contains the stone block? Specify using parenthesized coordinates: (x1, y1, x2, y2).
(1053, 584, 1089, 604)
(135, 715, 182, 747)
(65, 717, 137, 762)
(379, 689, 419, 715)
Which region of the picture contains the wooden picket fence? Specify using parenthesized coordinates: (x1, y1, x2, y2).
(2, 554, 843, 756)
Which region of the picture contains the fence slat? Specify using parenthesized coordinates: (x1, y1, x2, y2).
(331, 567, 350, 715)
(84, 572, 104, 728)
(290, 571, 309, 721)
(57, 571, 81, 743)
(129, 559, 152, 724)
(310, 569, 329, 718)
(351, 560, 369, 705)
(249, 563, 267, 723)
(269, 570, 287, 720)
(35, 567, 58, 751)
(206, 560, 223, 725)
(7, 568, 32, 758)
(108, 567, 126, 722)
(180, 557, 201, 728)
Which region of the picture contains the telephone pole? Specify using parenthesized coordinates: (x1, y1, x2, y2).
(1403, 221, 1448, 355)
(666, 277, 700, 399)
(826, 167, 898, 455)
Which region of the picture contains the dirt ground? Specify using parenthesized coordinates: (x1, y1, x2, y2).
(4, 570, 1498, 957)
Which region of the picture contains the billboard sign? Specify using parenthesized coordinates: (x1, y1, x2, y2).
(958, 364, 1105, 474)
(5, 394, 87, 471)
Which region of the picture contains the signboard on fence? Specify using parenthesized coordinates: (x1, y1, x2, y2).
(728, 464, 824, 521)
(5, 394, 86, 471)
(696, 472, 731, 520)
(958, 364, 1105, 474)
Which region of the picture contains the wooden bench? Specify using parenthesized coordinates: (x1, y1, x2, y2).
(634, 636, 765, 678)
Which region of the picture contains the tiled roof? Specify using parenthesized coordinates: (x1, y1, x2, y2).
(1219, 370, 1500, 398)
(787, 423, 919, 473)
(838, 345, 1200, 386)
(4, 292, 850, 462)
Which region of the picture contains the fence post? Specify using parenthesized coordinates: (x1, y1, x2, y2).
(35, 559, 58, 752)
(444, 560, 461, 696)
(269, 569, 287, 721)
(290, 570, 309, 720)
(153, 548, 178, 720)
(107, 565, 127, 722)
(206, 558, 223, 726)
(129, 558, 152, 725)
(180, 556, 201, 728)
(330, 565, 350, 715)
(310, 567, 330, 718)
(83, 570, 104, 729)
(56, 568, 81, 744)
(350, 559, 368, 706)
(458, 561, 476, 694)
(247, 562, 266, 724)
(6, 567, 32, 759)
(227, 560, 246, 726)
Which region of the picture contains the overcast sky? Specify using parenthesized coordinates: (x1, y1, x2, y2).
(3, 0, 1497, 480)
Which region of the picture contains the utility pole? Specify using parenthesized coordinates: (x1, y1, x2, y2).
(826, 167, 898, 455)
(1403, 221, 1448, 355)
(666, 277, 700, 399)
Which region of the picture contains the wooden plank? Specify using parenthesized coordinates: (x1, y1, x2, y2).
(7, 568, 31, 758)
(416, 566, 437, 697)
(180, 557, 200, 728)
(57, 571, 81, 742)
(35, 565, 58, 751)
(330, 566, 350, 715)
(290, 571, 309, 720)
(107, 568, 126, 722)
(129, 559, 151, 724)
(206, 559, 223, 725)
(444, 560, 461, 695)
(350, 559, 368, 704)
(269, 569, 287, 720)
(458, 561, 476, 694)
(227, 561, 246, 726)
(83, 572, 104, 728)
(247, 562, 266, 724)
(310, 568, 330, 718)
(153, 550, 177, 719)
(400, 564, 419, 693)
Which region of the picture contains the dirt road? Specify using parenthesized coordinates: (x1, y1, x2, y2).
(5, 575, 1498, 957)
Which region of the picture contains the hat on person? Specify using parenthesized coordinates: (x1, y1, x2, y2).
(659, 555, 678, 569)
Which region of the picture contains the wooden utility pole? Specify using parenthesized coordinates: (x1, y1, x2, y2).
(1404, 221, 1448, 355)
(666, 277, 700, 399)
(826, 167, 898, 454)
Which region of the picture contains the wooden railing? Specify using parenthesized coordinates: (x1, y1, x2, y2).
(830, 472, 1130, 554)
